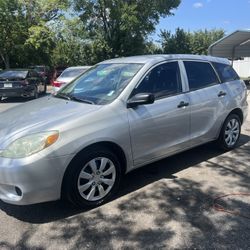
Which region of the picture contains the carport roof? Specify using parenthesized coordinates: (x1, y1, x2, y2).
(208, 30, 250, 59)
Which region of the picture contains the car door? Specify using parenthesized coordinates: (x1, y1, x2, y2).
(182, 60, 229, 146)
(127, 61, 191, 166)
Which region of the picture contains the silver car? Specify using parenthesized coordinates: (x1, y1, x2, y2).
(0, 55, 248, 207)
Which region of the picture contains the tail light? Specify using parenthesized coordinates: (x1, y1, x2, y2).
(52, 81, 64, 88)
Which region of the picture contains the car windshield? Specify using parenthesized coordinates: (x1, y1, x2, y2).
(56, 63, 143, 105)
(0, 70, 28, 79)
(59, 68, 89, 78)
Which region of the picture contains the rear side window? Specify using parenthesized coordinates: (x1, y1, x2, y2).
(184, 61, 219, 91)
(212, 62, 239, 82)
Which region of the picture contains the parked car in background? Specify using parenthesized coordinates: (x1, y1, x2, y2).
(54, 66, 67, 79)
(0, 55, 248, 208)
(29, 65, 52, 84)
(52, 66, 91, 92)
(0, 69, 46, 99)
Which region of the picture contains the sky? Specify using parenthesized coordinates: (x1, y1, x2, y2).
(152, 0, 250, 40)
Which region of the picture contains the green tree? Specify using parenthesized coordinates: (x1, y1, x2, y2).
(160, 28, 191, 54)
(74, 0, 181, 59)
(189, 29, 225, 55)
(160, 28, 225, 55)
(51, 18, 95, 66)
(0, 0, 26, 68)
(0, 0, 68, 69)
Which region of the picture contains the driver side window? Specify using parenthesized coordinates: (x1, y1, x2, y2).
(132, 61, 182, 99)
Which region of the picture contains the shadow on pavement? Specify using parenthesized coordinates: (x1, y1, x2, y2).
(0, 133, 249, 249)
(0, 133, 249, 225)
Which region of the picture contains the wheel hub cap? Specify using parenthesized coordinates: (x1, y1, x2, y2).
(77, 157, 116, 201)
(224, 118, 240, 147)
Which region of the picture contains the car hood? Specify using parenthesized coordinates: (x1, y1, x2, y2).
(0, 96, 102, 146)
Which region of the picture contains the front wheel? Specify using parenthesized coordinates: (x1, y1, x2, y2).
(63, 148, 122, 208)
(217, 114, 241, 150)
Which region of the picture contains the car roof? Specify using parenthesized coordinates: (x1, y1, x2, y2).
(65, 66, 91, 70)
(99, 54, 230, 65)
(29, 65, 46, 67)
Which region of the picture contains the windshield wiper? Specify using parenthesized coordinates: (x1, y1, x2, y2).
(70, 95, 94, 104)
(55, 93, 71, 101)
(55, 92, 94, 104)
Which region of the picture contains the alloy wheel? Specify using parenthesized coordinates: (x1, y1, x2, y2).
(77, 157, 116, 201)
(224, 118, 240, 147)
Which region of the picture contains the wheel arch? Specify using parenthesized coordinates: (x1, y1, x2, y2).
(228, 108, 244, 124)
(61, 141, 128, 198)
(216, 107, 244, 140)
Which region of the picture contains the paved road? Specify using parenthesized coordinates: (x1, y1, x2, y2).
(0, 90, 250, 249)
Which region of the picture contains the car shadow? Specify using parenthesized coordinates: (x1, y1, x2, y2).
(0, 132, 249, 224)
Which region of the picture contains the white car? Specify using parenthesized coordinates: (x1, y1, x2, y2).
(52, 66, 91, 92)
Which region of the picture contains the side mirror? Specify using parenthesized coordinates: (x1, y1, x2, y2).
(127, 93, 155, 108)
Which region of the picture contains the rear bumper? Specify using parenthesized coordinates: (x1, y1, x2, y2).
(0, 86, 34, 98)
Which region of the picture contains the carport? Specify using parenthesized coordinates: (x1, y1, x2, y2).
(208, 30, 250, 62)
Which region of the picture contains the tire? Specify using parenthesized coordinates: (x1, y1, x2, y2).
(33, 86, 39, 99)
(63, 147, 122, 208)
(217, 114, 241, 151)
(43, 83, 47, 95)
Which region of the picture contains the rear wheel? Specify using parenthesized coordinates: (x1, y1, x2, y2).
(43, 83, 47, 94)
(217, 114, 241, 150)
(33, 86, 39, 99)
(63, 148, 122, 208)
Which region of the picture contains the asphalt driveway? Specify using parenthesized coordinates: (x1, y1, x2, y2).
(0, 89, 249, 249)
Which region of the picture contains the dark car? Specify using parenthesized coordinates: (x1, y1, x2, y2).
(29, 65, 52, 84)
(0, 69, 46, 99)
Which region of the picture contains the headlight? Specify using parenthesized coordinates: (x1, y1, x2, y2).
(0, 131, 59, 159)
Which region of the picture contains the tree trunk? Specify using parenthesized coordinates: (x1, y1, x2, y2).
(5, 55, 10, 69)
(0, 53, 10, 69)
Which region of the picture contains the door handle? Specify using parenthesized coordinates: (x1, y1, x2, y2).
(177, 101, 189, 108)
(218, 91, 227, 97)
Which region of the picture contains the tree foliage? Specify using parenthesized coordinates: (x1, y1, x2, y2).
(0, 0, 69, 68)
(0, 0, 26, 68)
(74, 0, 181, 58)
(160, 28, 192, 54)
(51, 18, 94, 66)
(0, 0, 227, 70)
(160, 28, 225, 55)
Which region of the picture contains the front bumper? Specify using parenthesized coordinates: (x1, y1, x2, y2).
(0, 154, 71, 205)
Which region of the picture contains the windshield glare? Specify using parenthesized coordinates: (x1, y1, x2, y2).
(57, 63, 143, 105)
